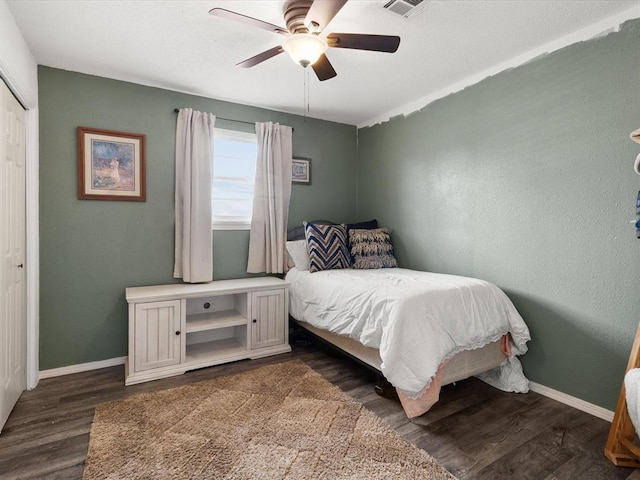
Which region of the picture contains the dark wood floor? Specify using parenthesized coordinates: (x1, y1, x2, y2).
(0, 343, 637, 480)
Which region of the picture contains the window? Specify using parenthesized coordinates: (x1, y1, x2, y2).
(212, 128, 257, 230)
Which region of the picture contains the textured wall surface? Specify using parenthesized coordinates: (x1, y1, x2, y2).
(38, 67, 357, 369)
(357, 19, 640, 410)
(37, 18, 640, 412)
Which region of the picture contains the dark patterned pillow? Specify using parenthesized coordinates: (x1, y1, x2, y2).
(304, 222, 351, 273)
(346, 219, 378, 236)
(346, 219, 378, 263)
(349, 228, 398, 269)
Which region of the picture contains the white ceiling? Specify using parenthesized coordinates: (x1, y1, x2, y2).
(6, 0, 640, 127)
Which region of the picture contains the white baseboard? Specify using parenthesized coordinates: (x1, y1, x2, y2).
(529, 381, 614, 422)
(39, 356, 126, 380)
(36, 357, 615, 422)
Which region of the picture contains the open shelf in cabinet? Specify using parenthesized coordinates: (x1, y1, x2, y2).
(186, 310, 246, 333)
(185, 324, 248, 364)
(185, 338, 247, 363)
(185, 292, 248, 334)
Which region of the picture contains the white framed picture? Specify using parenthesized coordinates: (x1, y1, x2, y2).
(292, 157, 311, 184)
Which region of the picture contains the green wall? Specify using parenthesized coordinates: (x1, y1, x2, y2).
(39, 18, 640, 412)
(38, 67, 357, 370)
(357, 18, 640, 410)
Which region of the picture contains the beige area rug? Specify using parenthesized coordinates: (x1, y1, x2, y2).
(83, 360, 456, 479)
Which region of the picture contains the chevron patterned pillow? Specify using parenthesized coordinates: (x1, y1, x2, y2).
(304, 222, 351, 273)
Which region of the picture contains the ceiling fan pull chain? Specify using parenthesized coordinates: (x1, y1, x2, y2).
(302, 67, 308, 121)
(306, 68, 311, 115)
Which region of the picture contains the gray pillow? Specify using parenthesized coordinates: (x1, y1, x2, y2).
(287, 220, 335, 241)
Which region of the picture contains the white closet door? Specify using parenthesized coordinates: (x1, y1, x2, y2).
(0, 78, 26, 433)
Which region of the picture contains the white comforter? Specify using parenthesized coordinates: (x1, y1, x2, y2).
(286, 267, 531, 397)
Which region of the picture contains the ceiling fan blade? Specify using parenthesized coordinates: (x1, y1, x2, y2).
(209, 8, 288, 35)
(326, 33, 400, 53)
(311, 54, 337, 81)
(236, 46, 285, 68)
(304, 0, 348, 33)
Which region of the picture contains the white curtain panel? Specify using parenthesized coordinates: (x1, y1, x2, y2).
(173, 108, 215, 283)
(247, 122, 293, 274)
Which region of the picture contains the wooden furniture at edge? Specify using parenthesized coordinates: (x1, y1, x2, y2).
(605, 130, 640, 467)
(125, 277, 290, 385)
(605, 322, 640, 467)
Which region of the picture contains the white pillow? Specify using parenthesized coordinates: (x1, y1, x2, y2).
(286, 240, 309, 271)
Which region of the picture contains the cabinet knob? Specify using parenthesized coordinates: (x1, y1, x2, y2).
(252, 319, 257, 323)
(175, 330, 181, 336)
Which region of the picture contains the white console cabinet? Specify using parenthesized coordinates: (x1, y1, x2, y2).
(125, 277, 290, 385)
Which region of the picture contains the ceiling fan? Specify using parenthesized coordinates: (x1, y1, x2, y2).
(209, 0, 401, 81)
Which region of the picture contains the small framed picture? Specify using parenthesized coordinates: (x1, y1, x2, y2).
(292, 157, 311, 185)
(77, 126, 146, 201)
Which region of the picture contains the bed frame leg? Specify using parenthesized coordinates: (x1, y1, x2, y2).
(289, 318, 312, 346)
(375, 374, 399, 400)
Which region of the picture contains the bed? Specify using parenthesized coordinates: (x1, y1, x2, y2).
(286, 221, 531, 418)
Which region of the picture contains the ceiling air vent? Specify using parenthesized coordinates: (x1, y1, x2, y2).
(381, 0, 430, 18)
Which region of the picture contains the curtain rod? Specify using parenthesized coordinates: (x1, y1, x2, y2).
(173, 108, 293, 131)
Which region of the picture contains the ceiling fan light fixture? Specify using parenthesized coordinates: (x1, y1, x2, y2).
(282, 33, 328, 68)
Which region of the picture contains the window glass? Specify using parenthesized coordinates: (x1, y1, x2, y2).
(212, 128, 257, 229)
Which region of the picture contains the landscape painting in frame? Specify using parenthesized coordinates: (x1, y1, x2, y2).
(77, 127, 146, 201)
(292, 157, 311, 184)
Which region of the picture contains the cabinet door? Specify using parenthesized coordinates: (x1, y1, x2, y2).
(133, 300, 182, 372)
(251, 289, 285, 350)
